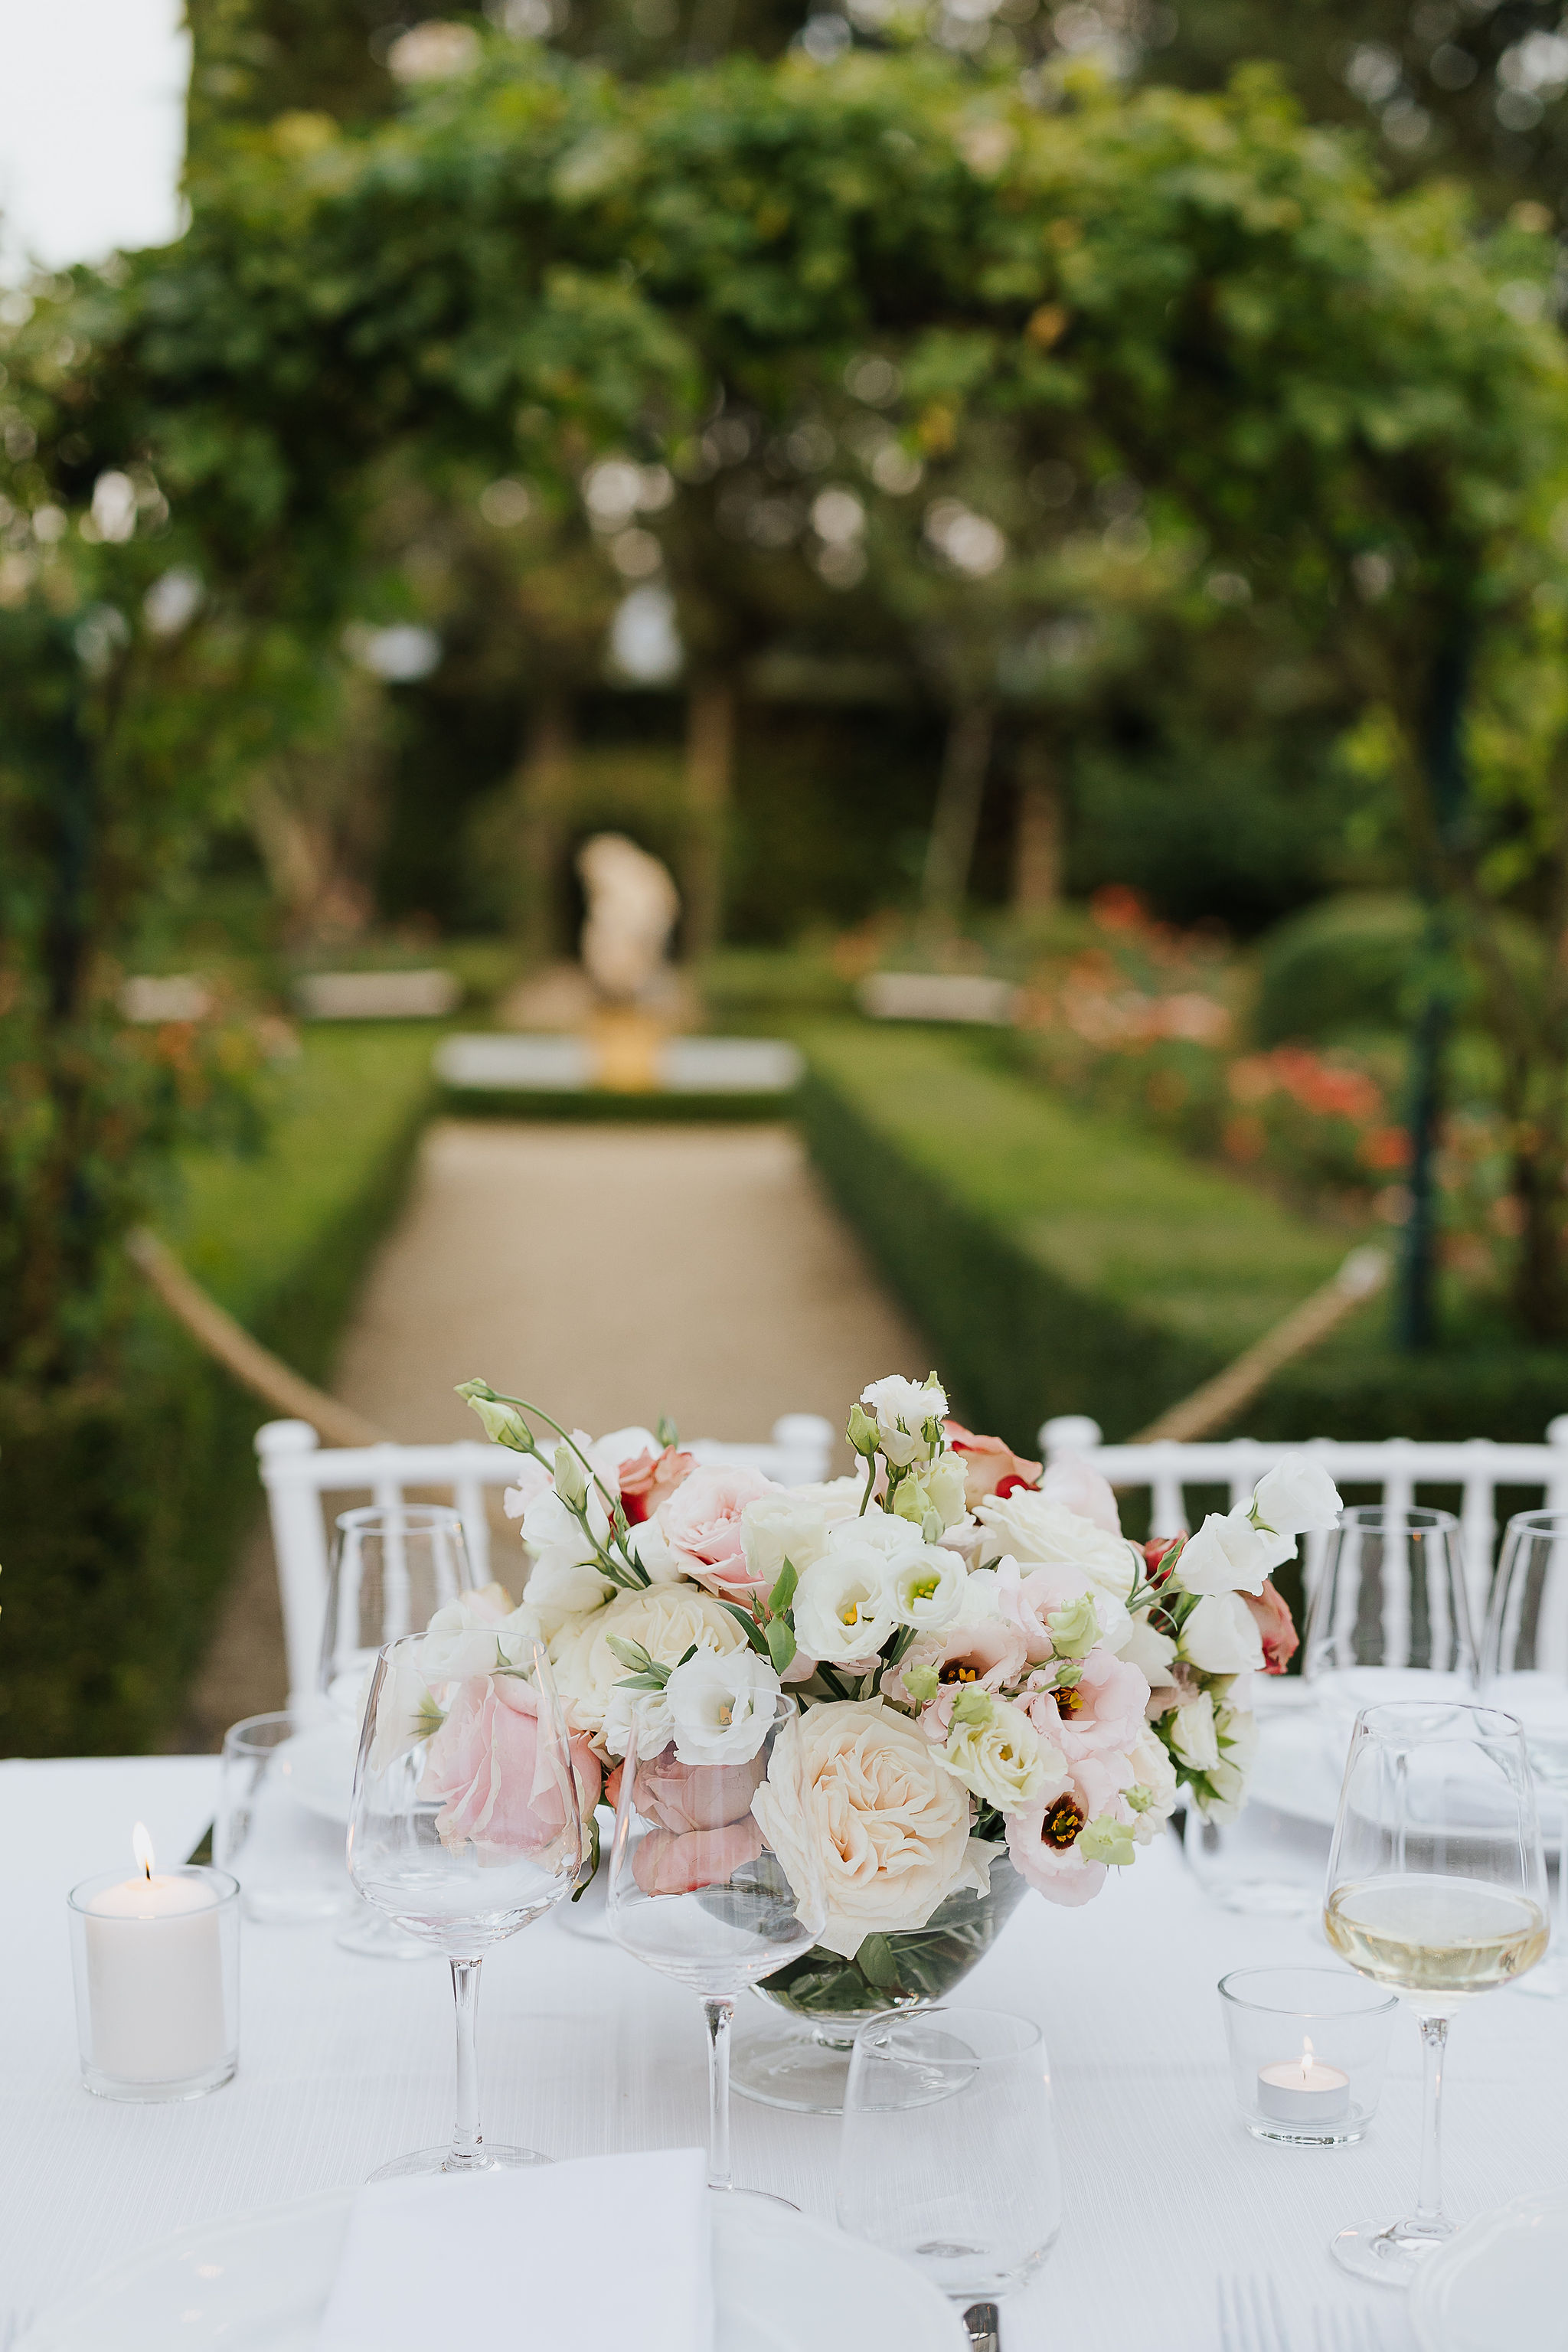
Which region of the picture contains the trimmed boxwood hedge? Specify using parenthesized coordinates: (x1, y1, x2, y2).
(795, 1023, 1568, 1453)
(0, 1027, 435, 1757)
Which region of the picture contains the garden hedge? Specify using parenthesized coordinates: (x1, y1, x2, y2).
(0, 1027, 435, 1756)
(795, 1024, 1568, 1453)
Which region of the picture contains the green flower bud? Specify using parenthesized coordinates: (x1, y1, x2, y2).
(460, 1389, 533, 1451)
(1125, 1782, 1155, 1815)
(553, 1439, 590, 1508)
(902, 1663, 940, 1705)
(845, 1402, 880, 1459)
(949, 1684, 996, 1732)
(1047, 1591, 1099, 1661)
(1077, 1815, 1137, 1867)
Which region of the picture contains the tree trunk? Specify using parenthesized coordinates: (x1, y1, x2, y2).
(1012, 730, 1062, 913)
(922, 703, 994, 917)
(681, 673, 734, 961)
(508, 690, 573, 960)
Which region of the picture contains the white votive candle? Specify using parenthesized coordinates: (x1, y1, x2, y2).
(1256, 2037, 1350, 2127)
(82, 1827, 227, 2086)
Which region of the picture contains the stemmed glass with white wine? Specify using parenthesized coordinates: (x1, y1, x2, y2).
(1323, 1700, 1547, 2285)
(1483, 1509, 1568, 1998)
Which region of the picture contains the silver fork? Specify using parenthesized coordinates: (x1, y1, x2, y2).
(1218, 2274, 1295, 2352)
(1311, 2308, 1390, 2352)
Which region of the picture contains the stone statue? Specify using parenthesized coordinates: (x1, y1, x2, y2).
(576, 832, 681, 1004)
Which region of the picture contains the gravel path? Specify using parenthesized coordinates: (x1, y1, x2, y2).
(175, 1120, 925, 1745)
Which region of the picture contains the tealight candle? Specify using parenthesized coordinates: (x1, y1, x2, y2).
(1256, 2037, 1351, 2127)
(68, 1828, 240, 2102)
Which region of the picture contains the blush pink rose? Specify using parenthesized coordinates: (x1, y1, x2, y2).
(632, 1818, 766, 1896)
(943, 1421, 1043, 1508)
(1243, 1577, 1299, 1674)
(1038, 1452, 1122, 1535)
(619, 1444, 698, 1526)
(658, 1465, 780, 1599)
(420, 1675, 601, 1861)
(632, 1747, 769, 1836)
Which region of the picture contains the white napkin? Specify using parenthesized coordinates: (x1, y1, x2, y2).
(316, 2148, 714, 2352)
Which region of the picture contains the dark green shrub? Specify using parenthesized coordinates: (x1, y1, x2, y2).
(1254, 893, 1427, 1046)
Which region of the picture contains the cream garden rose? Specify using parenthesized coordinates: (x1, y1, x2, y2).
(556, 1584, 749, 1740)
(976, 1491, 1138, 1606)
(942, 1692, 1064, 1812)
(752, 1697, 985, 1958)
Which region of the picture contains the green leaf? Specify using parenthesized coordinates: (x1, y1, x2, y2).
(767, 1557, 799, 1618)
(715, 1598, 772, 1658)
(765, 1613, 798, 1674)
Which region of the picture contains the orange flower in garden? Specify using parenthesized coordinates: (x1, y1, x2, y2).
(1359, 1126, 1411, 1173)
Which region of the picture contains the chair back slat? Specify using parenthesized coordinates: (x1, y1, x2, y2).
(257, 1412, 835, 1709)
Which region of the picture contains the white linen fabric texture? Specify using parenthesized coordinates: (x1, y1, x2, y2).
(5, 1756, 1568, 2348)
(316, 2151, 712, 2352)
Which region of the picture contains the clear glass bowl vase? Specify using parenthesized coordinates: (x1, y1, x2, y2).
(730, 1855, 1030, 2114)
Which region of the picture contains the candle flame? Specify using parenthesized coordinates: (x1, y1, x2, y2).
(132, 1822, 155, 1880)
(1300, 2035, 1314, 2085)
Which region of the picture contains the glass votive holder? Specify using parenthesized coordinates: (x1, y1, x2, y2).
(68, 1853, 240, 2102)
(217, 1707, 355, 1923)
(1219, 1966, 1396, 2148)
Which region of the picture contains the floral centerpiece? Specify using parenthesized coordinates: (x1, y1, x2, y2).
(436, 1369, 1338, 2040)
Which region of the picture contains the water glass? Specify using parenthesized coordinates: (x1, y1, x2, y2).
(1303, 1506, 1477, 1770)
(837, 2007, 1060, 2303)
(217, 1709, 354, 1923)
(1482, 1508, 1568, 1997)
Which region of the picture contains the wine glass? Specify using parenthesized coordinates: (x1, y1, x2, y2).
(1482, 1508, 1568, 1998)
(1303, 1506, 1477, 1766)
(1323, 1700, 1547, 2284)
(606, 1692, 826, 2203)
(348, 1632, 583, 2179)
(321, 1506, 477, 1958)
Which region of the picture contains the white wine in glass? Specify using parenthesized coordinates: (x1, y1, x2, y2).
(1323, 1701, 1547, 2286)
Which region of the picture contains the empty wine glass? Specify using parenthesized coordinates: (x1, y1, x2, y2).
(1323, 1700, 1547, 2285)
(1304, 1507, 1477, 1771)
(1483, 1508, 1568, 1998)
(348, 1632, 584, 2179)
(606, 1692, 826, 2203)
(322, 1505, 477, 1958)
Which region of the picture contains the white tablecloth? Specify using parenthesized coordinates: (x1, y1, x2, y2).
(4, 1753, 1566, 2348)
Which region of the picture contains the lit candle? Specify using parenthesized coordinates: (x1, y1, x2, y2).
(1256, 2036, 1350, 2126)
(82, 1825, 227, 2086)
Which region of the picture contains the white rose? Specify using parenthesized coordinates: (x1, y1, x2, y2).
(1178, 1590, 1266, 1676)
(1168, 1692, 1220, 1773)
(1252, 1455, 1343, 1539)
(887, 1544, 968, 1633)
(861, 1374, 949, 1466)
(420, 1592, 544, 1683)
(793, 1539, 900, 1663)
(942, 1696, 1065, 1812)
(975, 1492, 1138, 1605)
(1171, 1509, 1284, 1597)
(751, 1697, 976, 1958)
(1127, 1726, 1179, 1834)
(741, 1491, 832, 1589)
(665, 1644, 782, 1766)
(555, 1583, 749, 1737)
(1119, 1615, 1179, 1690)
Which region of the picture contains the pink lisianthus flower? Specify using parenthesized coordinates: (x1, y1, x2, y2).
(420, 1675, 601, 1862)
(884, 1621, 1031, 1736)
(658, 1465, 781, 1599)
(1005, 1798, 1107, 1909)
(942, 1421, 1043, 1508)
(1023, 1650, 1151, 1764)
(619, 1444, 698, 1526)
(1037, 1452, 1122, 1536)
(1243, 1577, 1299, 1674)
(994, 1556, 1099, 1664)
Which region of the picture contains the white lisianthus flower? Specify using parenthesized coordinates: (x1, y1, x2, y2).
(1168, 1691, 1221, 1773)
(665, 1644, 782, 1766)
(1251, 1455, 1343, 1539)
(740, 1491, 832, 1589)
(788, 1475, 869, 1524)
(793, 1539, 900, 1663)
(555, 1584, 750, 1737)
(1119, 1615, 1179, 1692)
(831, 1505, 924, 1563)
(860, 1374, 949, 1467)
(601, 1677, 673, 1761)
(1126, 1725, 1179, 1838)
(1171, 1508, 1284, 1597)
(523, 1553, 615, 1625)
(887, 1543, 968, 1632)
(1178, 1590, 1266, 1676)
(975, 1491, 1138, 1606)
(954, 1564, 1005, 1624)
(1201, 1703, 1259, 1821)
(420, 1592, 544, 1683)
(624, 1516, 690, 1583)
(751, 1697, 982, 1957)
(941, 1693, 1065, 1811)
